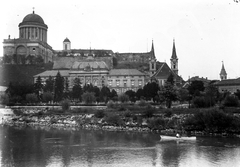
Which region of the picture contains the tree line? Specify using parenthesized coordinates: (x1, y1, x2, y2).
(1, 71, 240, 108)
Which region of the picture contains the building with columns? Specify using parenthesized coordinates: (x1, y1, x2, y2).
(3, 10, 54, 64)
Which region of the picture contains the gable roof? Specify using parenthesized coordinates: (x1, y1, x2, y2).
(215, 79, 240, 86)
(34, 70, 69, 78)
(109, 69, 146, 76)
(151, 62, 173, 79)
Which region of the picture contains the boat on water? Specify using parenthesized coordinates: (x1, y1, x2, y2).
(160, 135, 197, 141)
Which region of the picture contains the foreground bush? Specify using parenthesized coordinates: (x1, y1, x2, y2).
(82, 92, 96, 104)
(95, 110, 105, 118)
(183, 108, 240, 133)
(61, 99, 70, 111)
(26, 93, 38, 104)
(105, 114, 123, 126)
(223, 95, 239, 107)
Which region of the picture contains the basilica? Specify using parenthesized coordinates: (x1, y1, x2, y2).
(3, 10, 184, 94)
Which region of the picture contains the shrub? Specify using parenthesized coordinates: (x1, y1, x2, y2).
(26, 93, 38, 104)
(107, 100, 115, 108)
(118, 94, 129, 103)
(143, 106, 155, 118)
(82, 92, 96, 104)
(42, 91, 53, 103)
(137, 99, 148, 107)
(147, 117, 165, 130)
(193, 96, 206, 108)
(105, 114, 123, 126)
(0, 94, 10, 105)
(123, 110, 131, 117)
(164, 110, 172, 118)
(95, 110, 105, 118)
(223, 95, 239, 107)
(61, 99, 70, 111)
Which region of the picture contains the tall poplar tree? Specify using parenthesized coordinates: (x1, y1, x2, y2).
(54, 71, 64, 102)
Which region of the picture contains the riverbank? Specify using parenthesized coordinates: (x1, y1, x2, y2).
(2, 106, 240, 137)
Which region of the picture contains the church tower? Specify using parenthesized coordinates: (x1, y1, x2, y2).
(220, 61, 227, 80)
(149, 40, 156, 76)
(170, 39, 178, 75)
(63, 37, 71, 50)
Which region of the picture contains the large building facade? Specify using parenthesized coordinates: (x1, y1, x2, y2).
(3, 11, 54, 64)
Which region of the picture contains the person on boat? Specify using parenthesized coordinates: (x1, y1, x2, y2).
(176, 133, 181, 138)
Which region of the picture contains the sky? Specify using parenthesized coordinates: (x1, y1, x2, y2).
(1, 0, 240, 81)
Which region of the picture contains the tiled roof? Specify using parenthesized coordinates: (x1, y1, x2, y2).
(151, 63, 173, 79)
(34, 70, 69, 77)
(215, 79, 240, 86)
(109, 69, 146, 76)
(71, 61, 108, 70)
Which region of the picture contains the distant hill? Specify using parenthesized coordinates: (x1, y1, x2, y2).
(0, 63, 53, 86)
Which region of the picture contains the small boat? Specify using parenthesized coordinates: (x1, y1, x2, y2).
(160, 135, 196, 141)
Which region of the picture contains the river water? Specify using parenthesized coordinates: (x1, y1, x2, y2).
(0, 125, 240, 167)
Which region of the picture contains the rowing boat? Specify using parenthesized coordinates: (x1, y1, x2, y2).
(160, 135, 196, 141)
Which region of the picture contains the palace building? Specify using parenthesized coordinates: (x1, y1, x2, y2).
(4, 10, 184, 93)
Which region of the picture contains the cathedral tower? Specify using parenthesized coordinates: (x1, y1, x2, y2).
(149, 40, 156, 76)
(63, 37, 71, 50)
(220, 61, 227, 80)
(170, 39, 178, 75)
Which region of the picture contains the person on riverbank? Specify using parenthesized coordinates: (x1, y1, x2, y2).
(176, 133, 181, 138)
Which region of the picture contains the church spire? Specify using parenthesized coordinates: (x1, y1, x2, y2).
(171, 39, 177, 59)
(170, 39, 178, 75)
(151, 40, 156, 59)
(220, 61, 227, 80)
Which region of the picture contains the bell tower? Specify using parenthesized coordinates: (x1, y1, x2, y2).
(220, 61, 227, 80)
(170, 39, 178, 75)
(149, 40, 156, 76)
(63, 37, 71, 50)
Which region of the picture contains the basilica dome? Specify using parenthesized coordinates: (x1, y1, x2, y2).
(19, 11, 47, 28)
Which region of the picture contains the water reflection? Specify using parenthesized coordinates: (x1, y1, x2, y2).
(1, 126, 240, 167)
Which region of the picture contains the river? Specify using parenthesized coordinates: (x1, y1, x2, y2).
(0, 125, 240, 167)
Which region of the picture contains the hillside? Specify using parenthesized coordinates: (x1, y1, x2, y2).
(0, 63, 53, 86)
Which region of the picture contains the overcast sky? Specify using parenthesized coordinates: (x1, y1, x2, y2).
(1, 0, 240, 81)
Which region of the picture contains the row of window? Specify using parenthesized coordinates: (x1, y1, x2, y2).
(109, 76, 143, 78)
(108, 79, 142, 87)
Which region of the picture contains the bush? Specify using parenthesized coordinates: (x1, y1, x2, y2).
(137, 100, 148, 107)
(105, 114, 123, 126)
(143, 106, 155, 118)
(0, 94, 10, 105)
(61, 99, 70, 111)
(118, 94, 129, 103)
(26, 93, 38, 104)
(123, 110, 131, 117)
(82, 92, 96, 104)
(164, 110, 172, 118)
(107, 100, 115, 108)
(147, 117, 165, 130)
(42, 91, 53, 103)
(95, 110, 105, 118)
(193, 96, 206, 108)
(223, 95, 239, 107)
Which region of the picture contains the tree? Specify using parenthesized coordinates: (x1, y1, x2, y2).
(188, 80, 205, 97)
(34, 76, 43, 99)
(118, 94, 129, 103)
(82, 92, 96, 104)
(159, 75, 178, 108)
(110, 89, 118, 100)
(136, 88, 145, 100)
(204, 84, 218, 107)
(0, 94, 10, 105)
(83, 83, 94, 93)
(54, 72, 64, 102)
(100, 86, 111, 103)
(177, 88, 189, 103)
(44, 76, 54, 93)
(72, 78, 82, 101)
(143, 82, 160, 101)
(125, 90, 136, 102)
